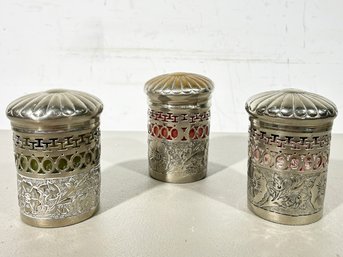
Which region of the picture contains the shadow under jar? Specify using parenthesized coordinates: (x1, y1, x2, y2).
(6, 89, 103, 227)
(145, 72, 214, 183)
(246, 88, 338, 225)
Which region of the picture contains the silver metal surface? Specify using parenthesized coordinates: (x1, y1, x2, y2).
(6, 89, 103, 227)
(246, 88, 337, 225)
(145, 72, 214, 183)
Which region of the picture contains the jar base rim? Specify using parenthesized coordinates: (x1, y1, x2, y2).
(248, 202, 323, 225)
(150, 170, 206, 183)
(20, 206, 98, 228)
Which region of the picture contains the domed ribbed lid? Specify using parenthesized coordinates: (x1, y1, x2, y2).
(144, 72, 214, 96)
(246, 88, 337, 121)
(6, 89, 103, 124)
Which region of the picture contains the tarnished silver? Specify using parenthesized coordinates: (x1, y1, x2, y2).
(145, 72, 214, 183)
(246, 88, 337, 225)
(6, 89, 103, 227)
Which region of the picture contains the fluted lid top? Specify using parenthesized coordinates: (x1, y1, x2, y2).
(246, 88, 337, 121)
(144, 72, 214, 96)
(6, 89, 103, 125)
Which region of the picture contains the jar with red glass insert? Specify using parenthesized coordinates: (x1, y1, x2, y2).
(145, 72, 214, 183)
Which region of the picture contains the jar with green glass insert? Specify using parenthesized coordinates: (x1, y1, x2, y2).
(6, 89, 103, 227)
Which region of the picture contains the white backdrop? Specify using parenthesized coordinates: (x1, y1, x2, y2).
(0, 0, 342, 132)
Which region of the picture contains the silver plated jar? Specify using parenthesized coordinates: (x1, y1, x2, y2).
(246, 89, 337, 225)
(145, 72, 214, 183)
(6, 89, 103, 227)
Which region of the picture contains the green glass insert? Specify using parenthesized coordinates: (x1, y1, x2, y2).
(43, 159, 53, 172)
(72, 155, 81, 168)
(58, 158, 68, 171)
(30, 159, 39, 171)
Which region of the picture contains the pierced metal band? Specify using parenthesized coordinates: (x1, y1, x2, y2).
(13, 128, 101, 179)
